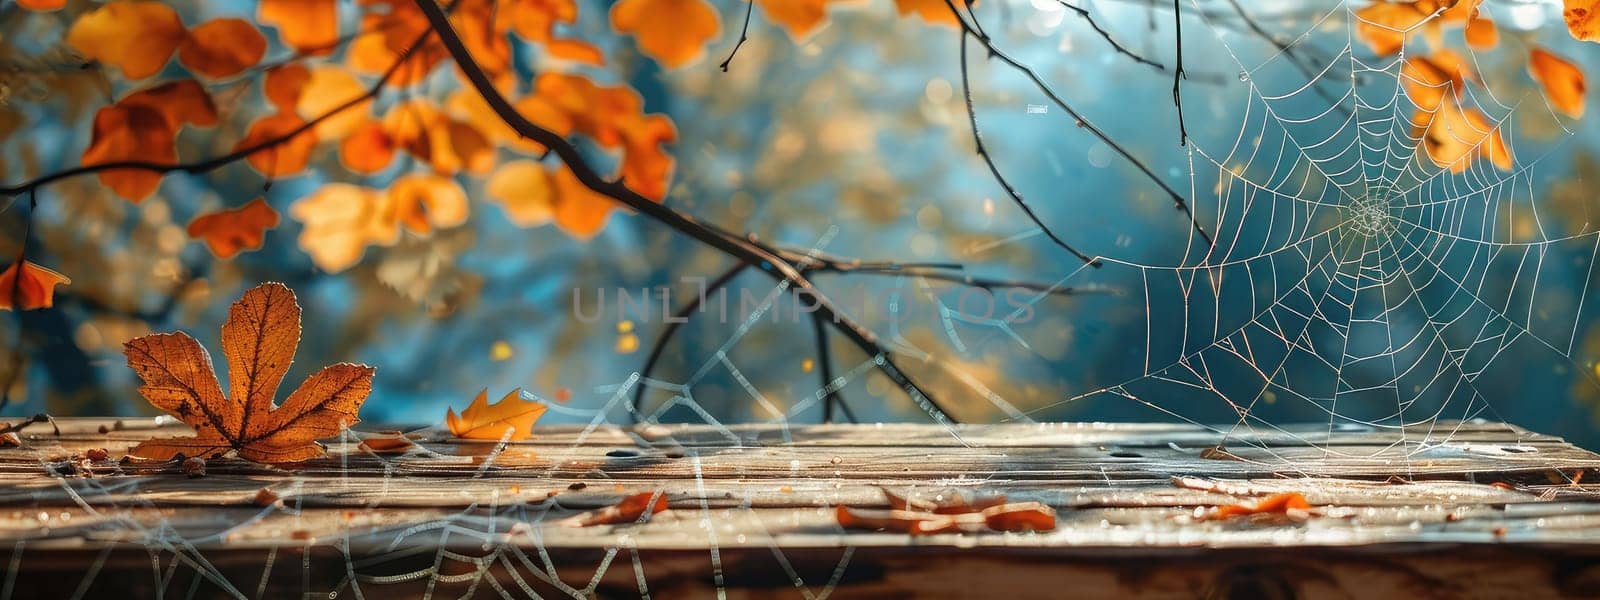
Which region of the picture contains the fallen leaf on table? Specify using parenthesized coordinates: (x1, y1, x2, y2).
(358, 433, 417, 455)
(446, 388, 547, 440)
(0, 260, 71, 311)
(563, 491, 669, 527)
(838, 490, 1056, 535)
(123, 282, 375, 465)
(1199, 492, 1313, 522)
(883, 487, 1008, 514)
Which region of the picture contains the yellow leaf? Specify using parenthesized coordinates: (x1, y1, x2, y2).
(1565, 0, 1600, 42)
(446, 388, 547, 440)
(486, 160, 555, 227)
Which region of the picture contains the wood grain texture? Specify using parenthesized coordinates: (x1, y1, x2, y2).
(1, 418, 1598, 599)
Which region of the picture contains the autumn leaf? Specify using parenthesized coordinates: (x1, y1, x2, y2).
(0, 261, 71, 311)
(259, 0, 341, 53)
(124, 283, 375, 464)
(358, 433, 417, 455)
(1463, 15, 1498, 50)
(66, 1, 187, 79)
(177, 19, 268, 79)
(82, 80, 218, 202)
(562, 491, 669, 527)
(264, 64, 311, 112)
(1529, 47, 1587, 119)
(1415, 99, 1511, 173)
(16, 0, 65, 11)
(486, 160, 555, 227)
(81, 104, 177, 201)
(187, 198, 281, 259)
(893, 0, 962, 27)
(1354, 0, 1478, 56)
(289, 184, 390, 272)
(445, 388, 547, 440)
(610, 0, 720, 68)
(236, 112, 318, 177)
(835, 501, 1056, 535)
(756, 0, 849, 40)
(297, 67, 371, 140)
(501, 0, 604, 64)
(1199, 492, 1313, 521)
(1565, 0, 1600, 42)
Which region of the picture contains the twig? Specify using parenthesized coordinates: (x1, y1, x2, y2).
(1172, 0, 1188, 146)
(1054, 1, 1165, 71)
(811, 313, 854, 423)
(631, 263, 748, 419)
(940, 0, 1213, 246)
(719, 0, 757, 71)
(0, 413, 58, 436)
(957, 33, 1100, 266)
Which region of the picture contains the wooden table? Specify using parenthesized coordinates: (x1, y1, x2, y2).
(1, 417, 1599, 599)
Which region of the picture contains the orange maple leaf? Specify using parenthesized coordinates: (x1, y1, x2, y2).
(187, 198, 281, 259)
(0, 260, 71, 311)
(610, 0, 720, 68)
(124, 282, 375, 464)
(446, 388, 547, 440)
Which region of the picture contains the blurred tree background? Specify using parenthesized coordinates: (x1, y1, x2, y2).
(3, 0, 1600, 449)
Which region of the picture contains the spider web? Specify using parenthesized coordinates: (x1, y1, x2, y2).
(1013, 0, 1597, 461)
(8, 1, 1598, 597)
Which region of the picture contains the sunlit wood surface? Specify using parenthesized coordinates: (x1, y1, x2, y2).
(2, 417, 1600, 598)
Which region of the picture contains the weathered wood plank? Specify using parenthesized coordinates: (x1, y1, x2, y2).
(1, 418, 1598, 598)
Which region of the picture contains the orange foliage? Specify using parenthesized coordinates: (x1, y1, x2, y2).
(1200, 492, 1313, 521)
(1463, 15, 1498, 50)
(563, 492, 669, 527)
(1354, 0, 1478, 56)
(16, 0, 65, 11)
(835, 500, 1056, 535)
(757, 0, 853, 39)
(297, 67, 371, 139)
(66, 1, 186, 79)
(0, 261, 71, 311)
(259, 0, 342, 53)
(446, 388, 548, 440)
(289, 175, 469, 272)
(124, 283, 375, 464)
(68, 3, 268, 80)
(610, 0, 720, 68)
(501, 0, 604, 63)
(1529, 47, 1587, 119)
(1566, 0, 1600, 42)
(82, 105, 177, 201)
(338, 121, 398, 174)
(264, 64, 311, 111)
(178, 18, 268, 79)
(237, 113, 318, 177)
(1414, 99, 1511, 173)
(893, 0, 962, 26)
(187, 198, 281, 259)
(485, 160, 555, 227)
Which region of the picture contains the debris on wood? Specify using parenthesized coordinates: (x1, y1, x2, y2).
(0, 432, 20, 448)
(182, 456, 207, 478)
(883, 487, 1008, 514)
(562, 491, 669, 527)
(254, 488, 282, 507)
(84, 447, 109, 462)
(1199, 446, 1246, 461)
